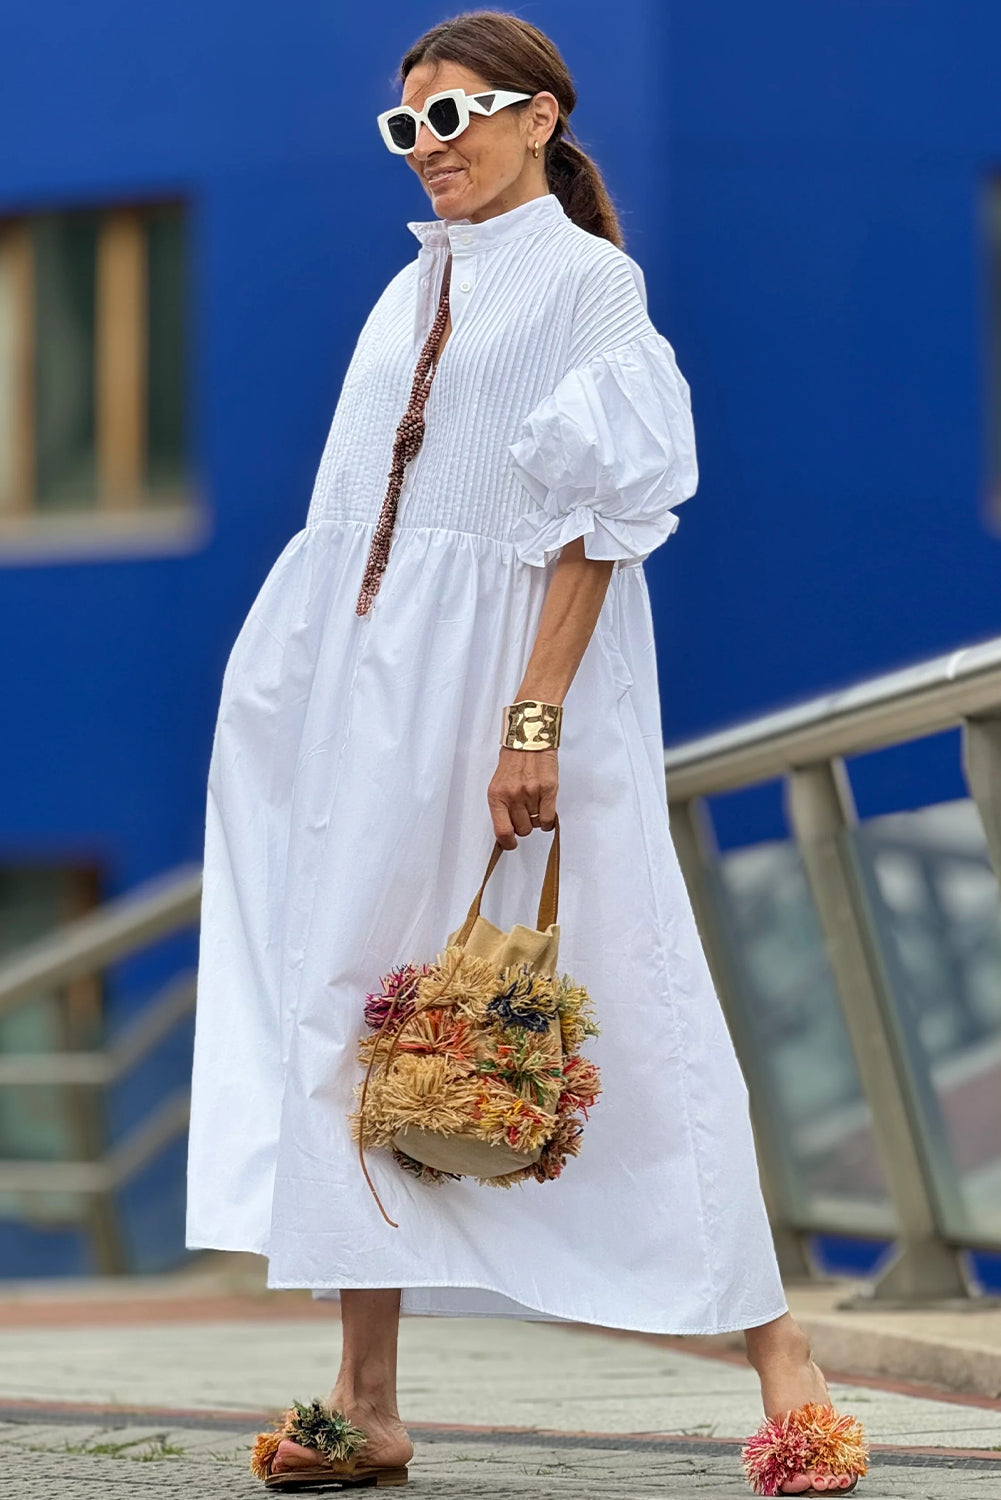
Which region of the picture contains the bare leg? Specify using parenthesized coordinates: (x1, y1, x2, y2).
(271, 1289, 414, 1475)
(744, 1312, 855, 1494)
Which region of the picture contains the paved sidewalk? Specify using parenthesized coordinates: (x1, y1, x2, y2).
(2, 1254, 1001, 1495)
(3, 1316, 1001, 1496)
(5, 1314, 1001, 1448)
(4, 1411, 1001, 1497)
(7, 1252, 1001, 1397)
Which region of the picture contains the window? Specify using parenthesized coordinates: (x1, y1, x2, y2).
(0, 201, 196, 557)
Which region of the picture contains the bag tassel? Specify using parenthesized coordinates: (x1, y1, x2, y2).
(357, 947, 466, 1227)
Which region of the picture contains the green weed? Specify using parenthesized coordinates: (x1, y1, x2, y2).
(50, 1431, 185, 1462)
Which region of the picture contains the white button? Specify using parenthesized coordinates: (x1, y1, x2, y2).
(460, 280, 472, 292)
(461, 233, 473, 245)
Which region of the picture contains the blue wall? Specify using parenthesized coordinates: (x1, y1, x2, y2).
(1, 1, 1000, 1270)
(660, 1, 1001, 835)
(6, 1, 998, 886)
(0, 0, 666, 896)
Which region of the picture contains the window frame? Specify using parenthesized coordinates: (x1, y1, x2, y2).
(0, 198, 201, 563)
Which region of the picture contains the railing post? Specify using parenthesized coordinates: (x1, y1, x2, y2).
(785, 758, 969, 1303)
(670, 795, 815, 1282)
(963, 715, 1001, 884)
(56, 975, 128, 1275)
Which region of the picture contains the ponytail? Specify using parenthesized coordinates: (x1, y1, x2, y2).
(545, 130, 623, 249)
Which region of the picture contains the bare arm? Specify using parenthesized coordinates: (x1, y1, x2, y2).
(487, 536, 615, 850)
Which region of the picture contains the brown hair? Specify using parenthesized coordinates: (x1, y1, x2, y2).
(400, 10, 624, 248)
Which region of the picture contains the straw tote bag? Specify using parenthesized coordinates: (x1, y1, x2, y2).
(349, 813, 603, 1227)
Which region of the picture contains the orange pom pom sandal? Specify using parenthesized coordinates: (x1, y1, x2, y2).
(741, 1401, 869, 1496)
(250, 1400, 409, 1490)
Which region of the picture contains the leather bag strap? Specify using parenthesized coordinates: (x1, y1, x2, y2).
(452, 813, 560, 948)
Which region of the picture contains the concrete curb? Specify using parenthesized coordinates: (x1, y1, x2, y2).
(634, 1301, 1001, 1401)
(796, 1312, 1001, 1400)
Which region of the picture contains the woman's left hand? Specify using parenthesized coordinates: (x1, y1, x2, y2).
(487, 747, 558, 850)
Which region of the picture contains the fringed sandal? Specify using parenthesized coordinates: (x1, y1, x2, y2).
(741, 1401, 869, 1496)
(250, 1399, 409, 1490)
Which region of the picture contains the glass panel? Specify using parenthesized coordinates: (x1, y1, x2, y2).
(146, 204, 187, 495)
(0, 866, 92, 1224)
(32, 212, 98, 510)
(855, 798, 1001, 1245)
(717, 838, 894, 1232)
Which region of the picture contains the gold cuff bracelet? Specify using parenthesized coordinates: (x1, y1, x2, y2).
(501, 700, 563, 752)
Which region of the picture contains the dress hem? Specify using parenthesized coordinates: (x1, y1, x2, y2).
(267, 1274, 789, 1339)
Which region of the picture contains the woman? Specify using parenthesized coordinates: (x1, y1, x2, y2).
(186, 12, 867, 1497)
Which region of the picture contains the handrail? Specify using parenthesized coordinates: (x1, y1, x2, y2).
(0, 1089, 191, 1194)
(0, 972, 196, 1086)
(662, 628, 1001, 1301)
(663, 633, 1001, 800)
(0, 864, 201, 1021)
(0, 865, 201, 1269)
(2, 633, 1000, 1286)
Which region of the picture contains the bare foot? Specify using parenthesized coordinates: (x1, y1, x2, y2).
(746, 1316, 857, 1494)
(270, 1401, 413, 1477)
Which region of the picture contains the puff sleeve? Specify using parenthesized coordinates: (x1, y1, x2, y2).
(508, 260, 698, 568)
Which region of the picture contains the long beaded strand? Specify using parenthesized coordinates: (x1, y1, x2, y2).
(355, 264, 452, 616)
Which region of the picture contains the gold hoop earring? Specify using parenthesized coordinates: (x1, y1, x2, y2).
(532, 141, 540, 159)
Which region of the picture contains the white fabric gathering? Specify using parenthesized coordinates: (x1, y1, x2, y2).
(185, 191, 787, 1335)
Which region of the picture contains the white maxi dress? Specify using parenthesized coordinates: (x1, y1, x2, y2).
(185, 192, 788, 1335)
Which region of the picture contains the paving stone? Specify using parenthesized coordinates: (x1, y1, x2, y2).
(4, 1317, 1001, 1450)
(5, 1422, 1001, 1498)
(4, 1307, 1001, 1495)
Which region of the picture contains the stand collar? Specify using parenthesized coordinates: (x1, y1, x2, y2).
(407, 191, 566, 251)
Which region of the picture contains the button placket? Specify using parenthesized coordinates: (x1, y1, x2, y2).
(414, 246, 440, 346)
(447, 232, 475, 311)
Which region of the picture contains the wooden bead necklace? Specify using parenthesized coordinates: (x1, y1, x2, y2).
(355, 263, 452, 616)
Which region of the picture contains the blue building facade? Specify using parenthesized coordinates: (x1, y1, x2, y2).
(1, 2, 999, 1274)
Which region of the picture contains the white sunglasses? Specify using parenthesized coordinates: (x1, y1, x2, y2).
(377, 87, 534, 155)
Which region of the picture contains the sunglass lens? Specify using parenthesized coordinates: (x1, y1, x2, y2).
(386, 112, 417, 151)
(426, 97, 461, 139)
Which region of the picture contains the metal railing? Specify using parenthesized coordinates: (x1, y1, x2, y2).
(665, 633, 1001, 1303)
(1, 636, 999, 1291)
(0, 866, 201, 1273)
